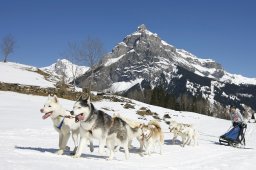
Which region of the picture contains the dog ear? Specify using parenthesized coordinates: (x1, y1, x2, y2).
(53, 95, 58, 103)
(77, 95, 83, 101)
(87, 95, 91, 104)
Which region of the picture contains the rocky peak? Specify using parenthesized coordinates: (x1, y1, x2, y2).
(137, 24, 147, 32)
(75, 25, 256, 117)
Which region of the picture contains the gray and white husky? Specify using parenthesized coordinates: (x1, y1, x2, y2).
(40, 95, 81, 155)
(73, 96, 142, 160)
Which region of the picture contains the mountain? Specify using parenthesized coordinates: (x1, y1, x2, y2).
(75, 24, 256, 117)
(41, 59, 89, 84)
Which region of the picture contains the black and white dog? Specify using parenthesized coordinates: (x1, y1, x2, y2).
(73, 96, 142, 160)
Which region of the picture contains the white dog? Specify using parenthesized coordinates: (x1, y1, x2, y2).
(169, 121, 198, 147)
(40, 95, 87, 155)
(141, 120, 164, 155)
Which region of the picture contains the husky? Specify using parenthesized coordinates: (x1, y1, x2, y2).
(40, 95, 84, 155)
(141, 120, 164, 155)
(112, 113, 143, 152)
(169, 121, 198, 147)
(169, 121, 192, 144)
(73, 96, 142, 160)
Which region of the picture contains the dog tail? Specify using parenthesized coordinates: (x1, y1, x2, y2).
(151, 120, 164, 144)
(148, 120, 162, 130)
(113, 113, 141, 128)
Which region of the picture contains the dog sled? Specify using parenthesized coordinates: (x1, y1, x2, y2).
(219, 122, 247, 147)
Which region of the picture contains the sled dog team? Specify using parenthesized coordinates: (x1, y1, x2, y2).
(40, 95, 198, 160)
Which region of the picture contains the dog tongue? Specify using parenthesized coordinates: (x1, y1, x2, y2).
(42, 112, 52, 119)
(75, 114, 84, 122)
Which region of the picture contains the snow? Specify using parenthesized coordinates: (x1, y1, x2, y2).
(194, 70, 205, 77)
(220, 72, 256, 85)
(131, 28, 157, 38)
(222, 91, 229, 98)
(208, 81, 217, 104)
(41, 59, 89, 83)
(107, 78, 144, 93)
(177, 49, 214, 63)
(0, 62, 55, 88)
(237, 93, 253, 98)
(186, 80, 202, 96)
(161, 40, 174, 48)
(1, 91, 256, 170)
(145, 30, 158, 37)
(104, 54, 125, 67)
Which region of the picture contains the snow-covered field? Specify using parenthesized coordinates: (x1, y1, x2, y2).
(0, 91, 255, 170)
(0, 62, 54, 88)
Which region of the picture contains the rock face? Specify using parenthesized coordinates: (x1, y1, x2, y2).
(75, 24, 256, 118)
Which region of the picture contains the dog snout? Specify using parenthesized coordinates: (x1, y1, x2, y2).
(75, 116, 78, 122)
(75, 115, 80, 123)
(40, 108, 44, 113)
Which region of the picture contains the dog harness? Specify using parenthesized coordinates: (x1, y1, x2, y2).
(56, 110, 76, 130)
(57, 116, 65, 129)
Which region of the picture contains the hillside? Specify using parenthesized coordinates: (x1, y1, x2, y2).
(0, 91, 255, 170)
(0, 62, 54, 88)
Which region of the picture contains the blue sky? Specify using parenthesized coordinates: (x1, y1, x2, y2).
(0, 0, 256, 77)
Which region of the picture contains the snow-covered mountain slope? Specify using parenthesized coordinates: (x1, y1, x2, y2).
(176, 49, 256, 85)
(41, 59, 89, 83)
(75, 24, 256, 116)
(0, 91, 256, 170)
(0, 62, 55, 88)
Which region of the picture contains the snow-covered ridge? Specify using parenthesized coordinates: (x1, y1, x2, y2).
(220, 72, 256, 85)
(177, 49, 214, 63)
(104, 54, 125, 67)
(107, 78, 144, 93)
(0, 62, 54, 88)
(41, 59, 89, 83)
(176, 48, 256, 85)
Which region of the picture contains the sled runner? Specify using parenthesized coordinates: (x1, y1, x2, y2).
(219, 123, 247, 147)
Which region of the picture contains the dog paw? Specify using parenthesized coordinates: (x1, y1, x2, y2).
(106, 157, 113, 161)
(65, 146, 70, 151)
(114, 147, 120, 152)
(72, 154, 81, 158)
(139, 152, 144, 157)
(98, 150, 104, 155)
(70, 151, 76, 155)
(125, 155, 130, 160)
(55, 149, 64, 155)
